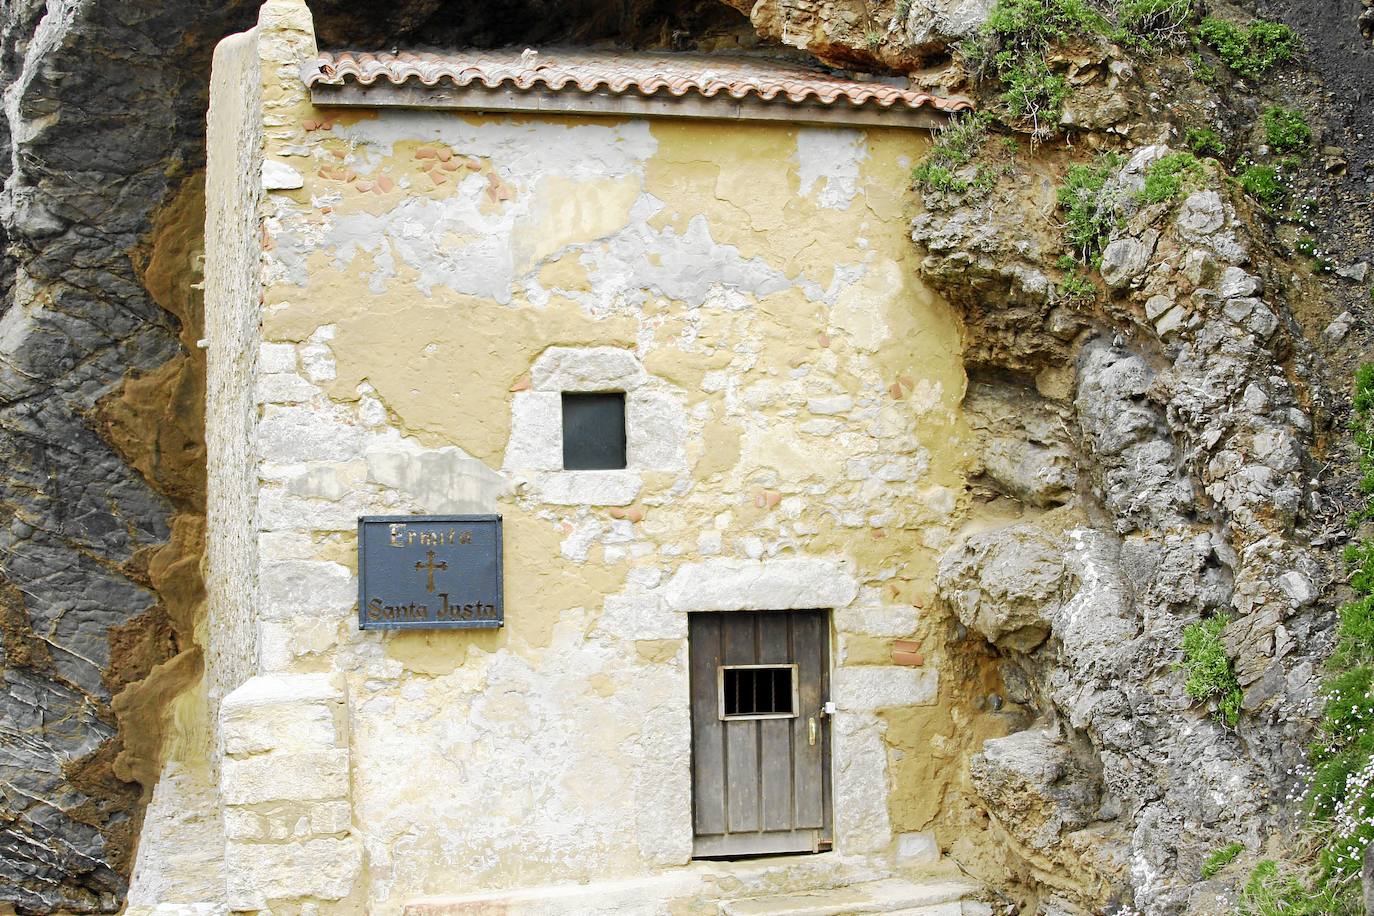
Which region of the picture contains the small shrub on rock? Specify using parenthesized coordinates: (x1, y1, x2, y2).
(1176, 615, 1244, 726)
(1262, 106, 1312, 153)
(912, 112, 993, 196)
(974, 0, 1200, 138)
(1196, 16, 1299, 79)
(1113, 0, 1195, 48)
(1057, 153, 1124, 266)
(1057, 267, 1097, 305)
(974, 0, 1107, 138)
(1238, 163, 1286, 209)
(1185, 126, 1225, 158)
(984, 0, 1108, 47)
(997, 55, 1070, 134)
(1187, 51, 1218, 84)
(1240, 860, 1327, 915)
(1201, 841, 1244, 878)
(1139, 151, 1204, 204)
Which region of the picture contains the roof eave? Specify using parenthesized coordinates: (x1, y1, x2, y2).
(307, 80, 957, 131)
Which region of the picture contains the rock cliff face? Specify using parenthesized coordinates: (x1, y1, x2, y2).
(920, 150, 1332, 911)
(0, 0, 1368, 911)
(0, 1, 257, 908)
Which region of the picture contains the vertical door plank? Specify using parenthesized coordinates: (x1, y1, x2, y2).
(792, 610, 825, 830)
(759, 613, 795, 831)
(690, 613, 727, 836)
(723, 613, 761, 833)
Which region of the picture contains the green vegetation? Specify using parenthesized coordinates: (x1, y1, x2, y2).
(1238, 860, 1338, 915)
(1057, 266, 1097, 305)
(1238, 163, 1286, 209)
(1243, 366, 1374, 913)
(975, 0, 1103, 138)
(1196, 16, 1299, 79)
(1113, 0, 1195, 48)
(1177, 616, 1244, 727)
(1295, 235, 1337, 273)
(1202, 841, 1245, 879)
(983, 0, 1108, 47)
(912, 164, 969, 194)
(912, 112, 993, 196)
(1186, 127, 1226, 158)
(1263, 107, 1312, 153)
(1056, 153, 1123, 266)
(969, 0, 1205, 138)
(1139, 152, 1204, 204)
(997, 55, 1070, 132)
(1187, 51, 1218, 84)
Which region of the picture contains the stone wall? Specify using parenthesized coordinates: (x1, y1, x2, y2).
(187, 3, 981, 908)
(204, 18, 266, 761)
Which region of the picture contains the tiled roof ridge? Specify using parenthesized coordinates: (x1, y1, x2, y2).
(304, 48, 972, 113)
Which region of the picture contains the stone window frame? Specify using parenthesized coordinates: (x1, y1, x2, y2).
(503, 346, 685, 506)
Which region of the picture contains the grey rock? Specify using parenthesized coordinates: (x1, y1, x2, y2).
(905, 84, 1327, 916)
(1219, 266, 1262, 298)
(1325, 310, 1355, 342)
(0, 0, 261, 906)
(936, 523, 1071, 651)
(1075, 343, 1193, 533)
(1175, 190, 1248, 263)
(1278, 571, 1317, 606)
(1144, 294, 1173, 320)
(1336, 261, 1370, 282)
(1176, 190, 1226, 237)
(1100, 236, 1153, 290)
(903, 0, 994, 49)
(964, 381, 1078, 507)
(969, 728, 1100, 850)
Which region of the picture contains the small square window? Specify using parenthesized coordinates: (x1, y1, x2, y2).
(561, 392, 627, 471)
(718, 665, 799, 720)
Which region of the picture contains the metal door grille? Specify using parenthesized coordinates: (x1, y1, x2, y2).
(719, 665, 798, 719)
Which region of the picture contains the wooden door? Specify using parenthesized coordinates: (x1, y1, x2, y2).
(689, 610, 832, 858)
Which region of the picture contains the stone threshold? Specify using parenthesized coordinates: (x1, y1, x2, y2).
(401, 853, 980, 915)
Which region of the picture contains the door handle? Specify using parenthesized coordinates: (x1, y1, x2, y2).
(808, 716, 817, 746)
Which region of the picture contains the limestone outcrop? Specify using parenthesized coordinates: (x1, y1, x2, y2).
(719, 0, 991, 69)
(936, 523, 1068, 652)
(911, 53, 1361, 916)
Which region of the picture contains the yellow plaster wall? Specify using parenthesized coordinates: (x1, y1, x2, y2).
(250, 74, 973, 907)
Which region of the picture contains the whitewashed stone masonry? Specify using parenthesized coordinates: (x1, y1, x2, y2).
(219, 673, 362, 909)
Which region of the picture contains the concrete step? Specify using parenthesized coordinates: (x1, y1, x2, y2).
(719, 878, 982, 916)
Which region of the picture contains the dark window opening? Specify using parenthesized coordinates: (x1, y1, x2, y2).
(561, 392, 627, 471)
(720, 665, 797, 718)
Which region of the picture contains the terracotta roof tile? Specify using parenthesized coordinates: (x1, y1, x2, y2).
(304, 49, 971, 115)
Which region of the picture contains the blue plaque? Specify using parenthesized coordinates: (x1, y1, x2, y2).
(358, 515, 503, 630)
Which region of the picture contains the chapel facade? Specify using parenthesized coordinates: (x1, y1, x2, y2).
(137, 0, 988, 910)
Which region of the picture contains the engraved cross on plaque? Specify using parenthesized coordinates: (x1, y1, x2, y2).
(415, 550, 448, 594)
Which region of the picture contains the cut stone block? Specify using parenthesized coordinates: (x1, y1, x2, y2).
(832, 666, 938, 710)
(225, 836, 362, 908)
(221, 748, 349, 805)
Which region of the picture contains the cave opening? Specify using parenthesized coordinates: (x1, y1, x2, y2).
(306, 0, 759, 54)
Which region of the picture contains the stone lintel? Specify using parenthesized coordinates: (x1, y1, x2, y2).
(660, 557, 860, 613)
